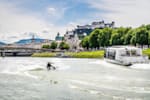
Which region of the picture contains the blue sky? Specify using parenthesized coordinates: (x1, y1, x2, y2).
(3, 0, 101, 25)
(0, 0, 150, 43)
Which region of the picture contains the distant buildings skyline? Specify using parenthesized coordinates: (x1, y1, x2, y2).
(63, 20, 115, 40)
(55, 20, 115, 50)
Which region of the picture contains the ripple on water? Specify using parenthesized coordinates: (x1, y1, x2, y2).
(69, 79, 150, 95)
(1, 58, 150, 100)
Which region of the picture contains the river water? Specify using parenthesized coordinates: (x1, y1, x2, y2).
(0, 57, 150, 100)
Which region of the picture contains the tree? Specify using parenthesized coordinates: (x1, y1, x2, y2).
(89, 29, 100, 49)
(124, 29, 134, 45)
(110, 32, 120, 45)
(80, 24, 150, 47)
(81, 36, 90, 50)
(98, 28, 112, 47)
(130, 35, 136, 46)
(142, 24, 150, 47)
(135, 28, 149, 47)
(42, 45, 50, 49)
(148, 31, 150, 47)
(109, 27, 132, 45)
(145, 24, 150, 30)
(97, 29, 104, 47)
(50, 41, 58, 49)
(59, 42, 70, 50)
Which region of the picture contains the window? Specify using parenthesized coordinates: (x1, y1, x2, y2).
(126, 50, 130, 56)
(107, 50, 116, 59)
(131, 50, 136, 56)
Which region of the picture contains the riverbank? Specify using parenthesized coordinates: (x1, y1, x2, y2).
(31, 52, 56, 57)
(31, 51, 104, 58)
(31, 50, 104, 58)
(32, 48, 150, 59)
(65, 51, 104, 58)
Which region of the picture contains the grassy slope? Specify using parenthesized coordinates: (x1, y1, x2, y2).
(143, 48, 150, 59)
(32, 52, 56, 57)
(65, 51, 104, 58)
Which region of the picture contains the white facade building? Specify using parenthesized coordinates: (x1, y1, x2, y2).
(64, 33, 81, 50)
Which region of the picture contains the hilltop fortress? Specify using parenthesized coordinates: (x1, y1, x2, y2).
(55, 20, 115, 50)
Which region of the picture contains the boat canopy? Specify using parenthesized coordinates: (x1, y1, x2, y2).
(106, 46, 142, 57)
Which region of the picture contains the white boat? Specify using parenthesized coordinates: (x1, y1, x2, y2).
(104, 46, 149, 66)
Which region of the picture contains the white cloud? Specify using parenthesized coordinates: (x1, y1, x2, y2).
(47, 7, 57, 15)
(87, 0, 150, 27)
(0, 2, 69, 43)
(47, 6, 67, 20)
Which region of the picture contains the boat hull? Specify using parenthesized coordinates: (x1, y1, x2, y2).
(104, 58, 132, 66)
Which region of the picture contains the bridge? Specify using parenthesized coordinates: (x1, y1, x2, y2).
(0, 47, 53, 57)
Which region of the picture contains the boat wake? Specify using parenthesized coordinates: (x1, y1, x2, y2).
(53, 63, 70, 70)
(0, 61, 45, 79)
(0, 57, 71, 79)
(1, 70, 39, 79)
(130, 63, 150, 70)
(23, 71, 39, 79)
(90, 60, 150, 70)
(89, 60, 122, 68)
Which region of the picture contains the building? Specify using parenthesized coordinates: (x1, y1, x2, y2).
(91, 21, 115, 29)
(64, 32, 81, 50)
(63, 20, 115, 50)
(55, 33, 63, 42)
(65, 20, 115, 39)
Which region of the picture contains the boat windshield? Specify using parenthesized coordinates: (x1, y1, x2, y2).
(121, 49, 141, 56)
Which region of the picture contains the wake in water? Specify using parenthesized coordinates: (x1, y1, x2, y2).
(130, 63, 150, 70)
(0, 57, 71, 79)
(89, 60, 123, 69)
(0, 58, 46, 79)
(89, 59, 150, 70)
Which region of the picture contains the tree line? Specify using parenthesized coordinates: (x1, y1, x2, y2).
(42, 41, 70, 50)
(81, 24, 150, 50)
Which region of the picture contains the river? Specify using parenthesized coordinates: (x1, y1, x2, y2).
(0, 57, 150, 100)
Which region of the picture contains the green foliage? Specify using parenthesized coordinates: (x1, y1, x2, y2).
(130, 35, 136, 46)
(110, 31, 120, 45)
(124, 29, 134, 45)
(110, 27, 131, 45)
(148, 32, 150, 45)
(81, 36, 90, 49)
(80, 24, 150, 48)
(101, 28, 112, 46)
(42, 45, 50, 49)
(50, 41, 58, 49)
(89, 29, 100, 48)
(97, 29, 105, 46)
(59, 41, 70, 50)
(135, 28, 149, 46)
